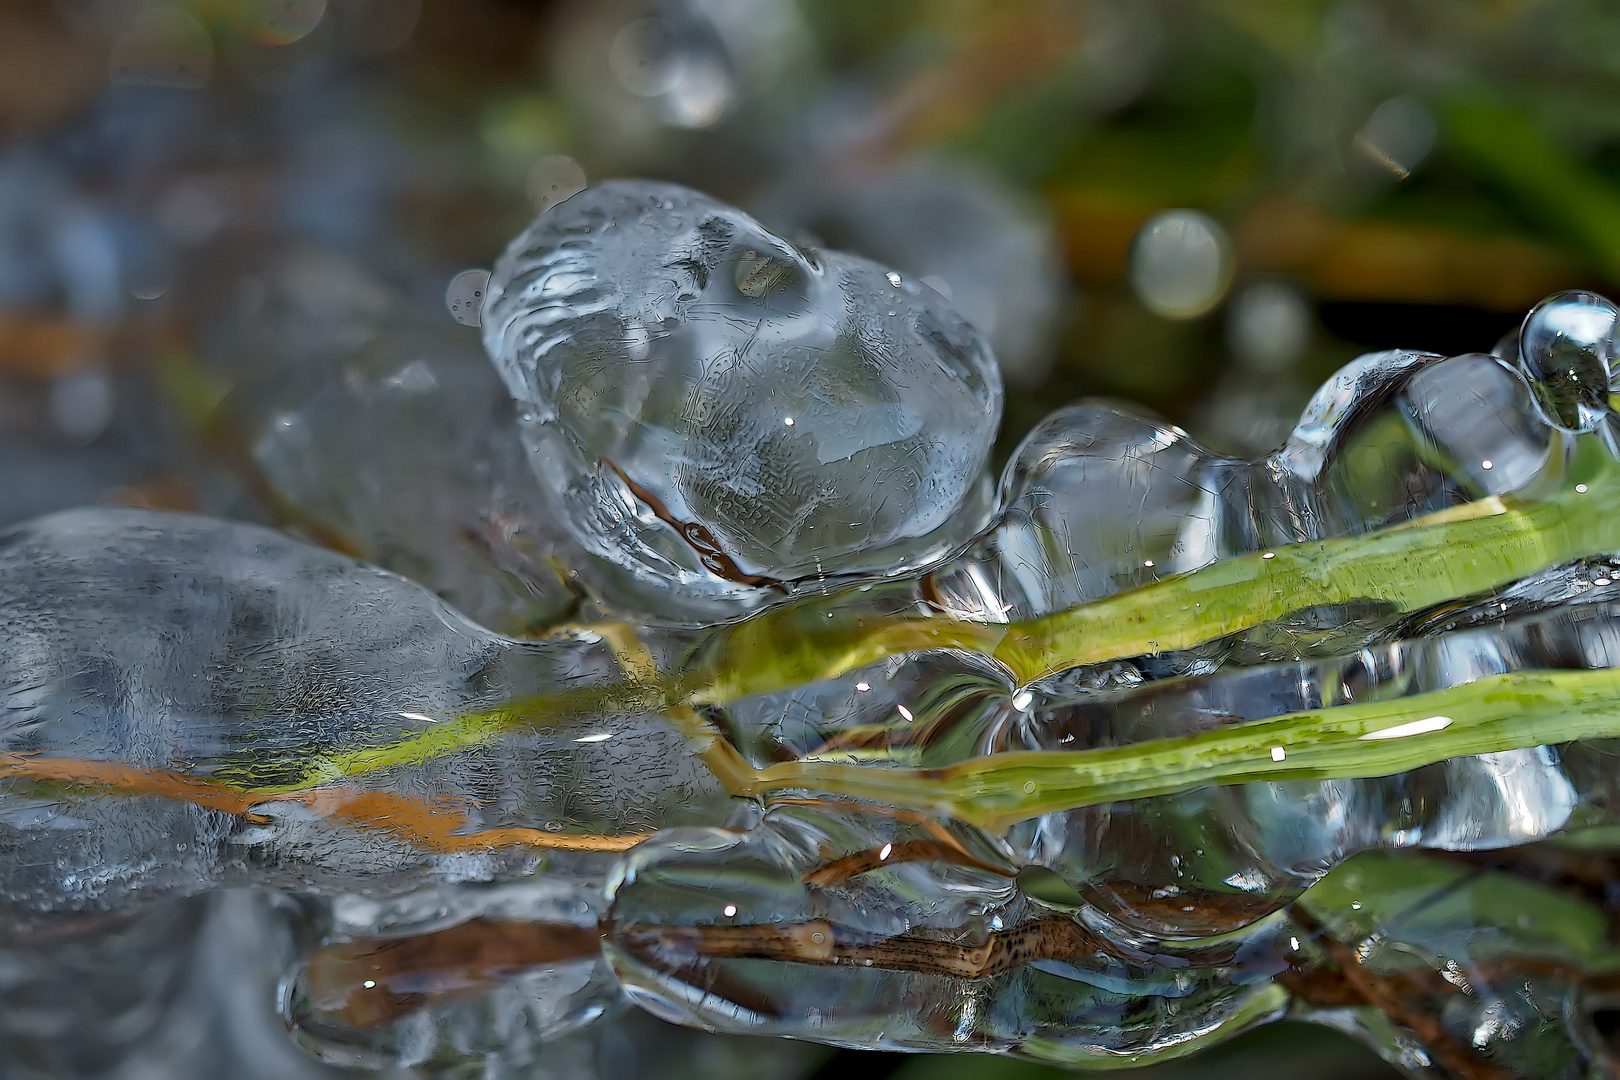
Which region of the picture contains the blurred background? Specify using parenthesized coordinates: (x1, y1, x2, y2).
(3, 0, 1619, 1076)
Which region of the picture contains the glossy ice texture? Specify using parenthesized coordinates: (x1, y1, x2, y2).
(192, 242, 581, 638)
(931, 349, 1553, 621)
(1512, 290, 1619, 433)
(482, 180, 1002, 615)
(13, 264, 1620, 1075)
(0, 508, 727, 916)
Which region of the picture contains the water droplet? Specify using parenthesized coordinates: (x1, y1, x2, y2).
(445, 269, 490, 328)
(1517, 290, 1618, 433)
(1130, 211, 1232, 319)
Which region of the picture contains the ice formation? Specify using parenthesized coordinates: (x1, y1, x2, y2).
(480, 180, 1002, 617)
(7, 175, 1620, 1076)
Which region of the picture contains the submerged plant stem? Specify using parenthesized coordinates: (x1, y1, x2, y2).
(178, 439, 1620, 834)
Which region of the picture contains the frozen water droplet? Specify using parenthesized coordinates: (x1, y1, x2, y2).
(49, 369, 114, 442)
(445, 269, 490, 328)
(483, 180, 1002, 613)
(1516, 290, 1618, 433)
(1130, 211, 1232, 319)
(525, 154, 587, 215)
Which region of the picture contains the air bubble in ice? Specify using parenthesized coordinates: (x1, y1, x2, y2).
(1516, 290, 1618, 433)
(482, 180, 1002, 613)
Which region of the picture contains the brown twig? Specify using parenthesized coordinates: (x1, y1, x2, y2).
(303, 918, 602, 1028)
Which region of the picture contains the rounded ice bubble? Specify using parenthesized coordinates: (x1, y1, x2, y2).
(480, 180, 1003, 615)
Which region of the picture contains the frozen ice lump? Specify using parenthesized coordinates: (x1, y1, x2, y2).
(481, 180, 1002, 616)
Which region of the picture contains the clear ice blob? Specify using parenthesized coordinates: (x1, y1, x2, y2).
(604, 803, 1291, 1060)
(0, 507, 726, 915)
(482, 179, 1003, 617)
(929, 349, 1554, 623)
(188, 241, 579, 636)
(1515, 289, 1618, 433)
